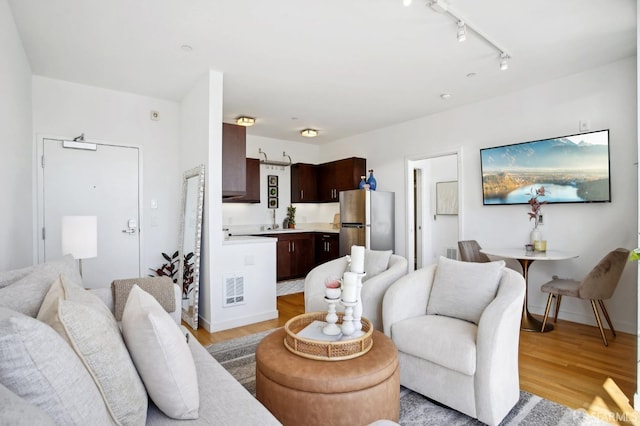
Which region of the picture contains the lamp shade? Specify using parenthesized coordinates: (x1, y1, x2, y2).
(61, 216, 97, 259)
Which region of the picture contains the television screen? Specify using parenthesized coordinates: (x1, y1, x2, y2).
(480, 129, 611, 205)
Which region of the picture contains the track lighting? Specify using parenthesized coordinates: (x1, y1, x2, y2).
(457, 21, 466, 42)
(499, 53, 509, 71)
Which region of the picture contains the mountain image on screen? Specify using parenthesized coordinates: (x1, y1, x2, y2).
(480, 130, 610, 205)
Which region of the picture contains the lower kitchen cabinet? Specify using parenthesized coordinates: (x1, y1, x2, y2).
(267, 233, 315, 281)
(315, 233, 339, 266)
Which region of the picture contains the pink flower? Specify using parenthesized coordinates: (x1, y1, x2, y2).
(528, 186, 547, 227)
(325, 279, 341, 289)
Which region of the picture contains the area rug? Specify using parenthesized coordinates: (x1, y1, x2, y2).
(207, 330, 608, 426)
(276, 279, 304, 296)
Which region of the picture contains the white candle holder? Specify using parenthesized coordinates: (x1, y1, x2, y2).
(323, 297, 342, 336)
(340, 300, 358, 337)
(352, 272, 366, 337)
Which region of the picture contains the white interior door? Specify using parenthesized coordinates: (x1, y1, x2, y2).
(41, 138, 141, 288)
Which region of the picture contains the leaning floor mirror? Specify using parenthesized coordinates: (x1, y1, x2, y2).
(179, 164, 205, 329)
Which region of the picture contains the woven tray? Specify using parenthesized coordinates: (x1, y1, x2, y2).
(283, 312, 373, 361)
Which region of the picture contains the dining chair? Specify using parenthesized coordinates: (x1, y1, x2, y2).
(540, 248, 629, 346)
(457, 240, 491, 263)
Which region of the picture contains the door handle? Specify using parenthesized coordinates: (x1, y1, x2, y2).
(122, 229, 136, 234)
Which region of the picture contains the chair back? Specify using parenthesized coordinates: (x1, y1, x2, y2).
(578, 248, 629, 300)
(458, 240, 491, 263)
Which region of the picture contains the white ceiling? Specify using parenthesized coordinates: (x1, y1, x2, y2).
(8, 0, 637, 144)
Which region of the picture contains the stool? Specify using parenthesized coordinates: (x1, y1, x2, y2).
(256, 328, 399, 426)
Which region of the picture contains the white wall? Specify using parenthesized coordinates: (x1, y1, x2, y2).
(32, 76, 182, 277)
(1, 0, 33, 269)
(426, 154, 459, 264)
(323, 57, 638, 333)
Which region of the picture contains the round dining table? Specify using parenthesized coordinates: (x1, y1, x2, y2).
(480, 248, 578, 332)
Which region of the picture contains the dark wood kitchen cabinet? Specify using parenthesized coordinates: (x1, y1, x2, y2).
(315, 232, 339, 265)
(223, 158, 260, 203)
(292, 157, 366, 203)
(267, 233, 315, 281)
(221, 123, 246, 198)
(290, 163, 317, 203)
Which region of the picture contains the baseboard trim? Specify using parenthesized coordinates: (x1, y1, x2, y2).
(208, 309, 279, 332)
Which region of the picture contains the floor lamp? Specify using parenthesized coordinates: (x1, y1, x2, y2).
(61, 216, 97, 278)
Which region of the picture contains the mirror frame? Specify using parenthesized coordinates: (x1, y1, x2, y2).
(178, 164, 205, 329)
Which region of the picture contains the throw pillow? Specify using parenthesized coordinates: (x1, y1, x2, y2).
(37, 273, 111, 335)
(45, 297, 147, 425)
(0, 382, 55, 426)
(0, 308, 111, 425)
(362, 250, 392, 282)
(122, 285, 199, 419)
(0, 255, 82, 317)
(426, 256, 505, 324)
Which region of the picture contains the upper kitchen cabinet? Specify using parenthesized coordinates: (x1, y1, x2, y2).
(291, 163, 317, 203)
(318, 157, 366, 202)
(222, 123, 246, 199)
(223, 158, 260, 203)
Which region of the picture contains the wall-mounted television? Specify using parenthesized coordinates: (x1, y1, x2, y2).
(480, 129, 611, 205)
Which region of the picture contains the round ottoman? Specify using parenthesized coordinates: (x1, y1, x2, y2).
(256, 328, 399, 426)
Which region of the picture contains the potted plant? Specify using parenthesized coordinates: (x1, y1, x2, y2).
(286, 205, 296, 229)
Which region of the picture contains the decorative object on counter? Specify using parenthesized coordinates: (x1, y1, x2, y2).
(525, 244, 534, 254)
(267, 174, 279, 209)
(332, 213, 340, 229)
(366, 169, 377, 190)
(350, 245, 365, 273)
(282, 218, 289, 229)
(286, 205, 296, 228)
(528, 186, 547, 245)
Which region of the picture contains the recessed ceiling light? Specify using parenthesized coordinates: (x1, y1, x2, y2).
(300, 129, 319, 138)
(180, 44, 193, 52)
(236, 116, 256, 126)
(403, 0, 412, 6)
(440, 93, 452, 100)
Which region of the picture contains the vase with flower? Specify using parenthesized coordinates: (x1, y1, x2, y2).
(528, 186, 547, 245)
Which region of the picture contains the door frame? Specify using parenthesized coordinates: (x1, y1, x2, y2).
(35, 134, 145, 276)
(404, 148, 464, 271)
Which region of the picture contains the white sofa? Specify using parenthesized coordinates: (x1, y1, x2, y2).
(382, 258, 525, 426)
(304, 250, 408, 331)
(0, 256, 280, 425)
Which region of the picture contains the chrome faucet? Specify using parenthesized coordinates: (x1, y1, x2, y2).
(272, 209, 279, 229)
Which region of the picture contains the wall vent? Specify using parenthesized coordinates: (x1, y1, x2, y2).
(223, 273, 245, 307)
(446, 247, 457, 260)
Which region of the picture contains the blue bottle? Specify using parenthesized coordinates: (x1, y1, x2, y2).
(358, 176, 367, 189)
(366, 170, 377, 191)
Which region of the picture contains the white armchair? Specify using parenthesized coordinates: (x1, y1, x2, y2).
(304, 251, 408, 331)
(382, 258, 525, 426)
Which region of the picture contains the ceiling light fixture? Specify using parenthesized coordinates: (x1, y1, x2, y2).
(426, 1, 511, 70)
(236, 116, 256, 126)
(457, 21, 466, 42)
(300, 129, 319, 138)
(440, 93, 452, 100)
(499, 53, 509, 71)
(403, 0, 412, 6)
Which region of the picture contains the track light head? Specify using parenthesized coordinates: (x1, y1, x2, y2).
(457, 21, 466, 42)
(499, 53, 509, 71)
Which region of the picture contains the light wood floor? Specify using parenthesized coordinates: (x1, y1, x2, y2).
(187, 293, 638, 425)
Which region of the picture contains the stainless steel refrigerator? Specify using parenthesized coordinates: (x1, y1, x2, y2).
(339, 190, 395, 256)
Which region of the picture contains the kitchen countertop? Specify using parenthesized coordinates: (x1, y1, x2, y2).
(230, 224, 339, 236)
(223, 235, 278, 245)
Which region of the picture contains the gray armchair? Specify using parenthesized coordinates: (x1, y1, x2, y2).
(304, 251, 408, 331)
(382, 258, 525, 426)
